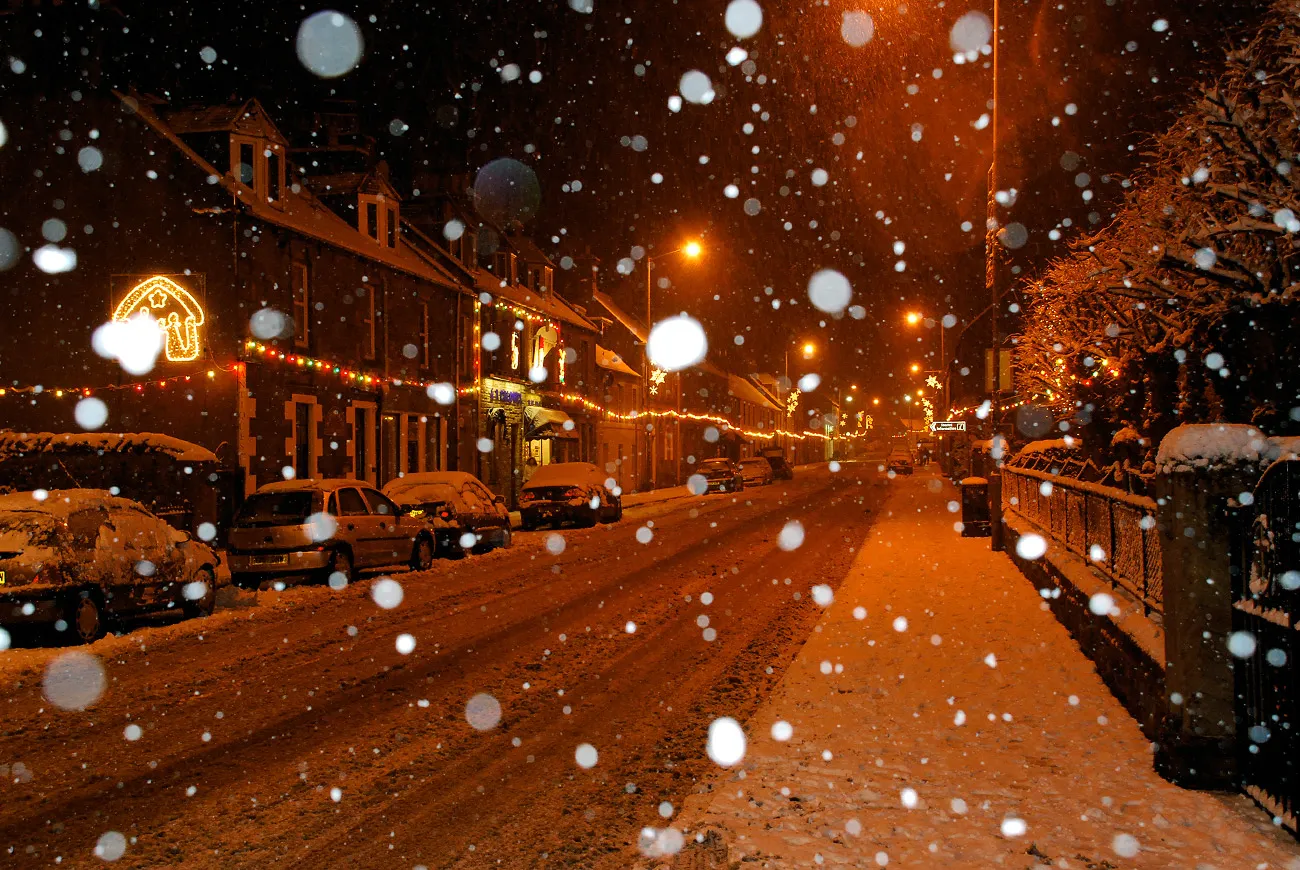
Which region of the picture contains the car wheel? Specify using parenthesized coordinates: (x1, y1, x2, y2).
(67, 591, 105, 644)
(521, 517, 536, 532)
(410, 535, 435, 571)
(614, 501, 623, 522)
(498, 527, 513, 550)
(183, 568, 217, 618)
(328, 548, 354, 586)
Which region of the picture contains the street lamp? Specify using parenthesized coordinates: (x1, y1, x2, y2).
(781, 339, 817, 452)
(910, 362, 921, 374)
(643, 239, 703, 489)
(904, 311, 951, 416)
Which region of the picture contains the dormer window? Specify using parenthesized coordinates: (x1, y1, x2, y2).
(359, 195, 399, 248)
(229, 136, 285, 208)
(492, 251, 517, 284)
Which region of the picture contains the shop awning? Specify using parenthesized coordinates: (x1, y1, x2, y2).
(525, 406, 578, 440)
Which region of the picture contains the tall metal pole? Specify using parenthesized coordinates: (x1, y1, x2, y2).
(987, 0, 1004, 551)
(645, 255, 655, 490)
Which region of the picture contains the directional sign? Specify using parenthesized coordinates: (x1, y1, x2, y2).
(930, 421, 966, 432)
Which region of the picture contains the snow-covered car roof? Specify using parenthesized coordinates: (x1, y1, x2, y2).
(0, 489, 141, 517)
(256, 479, 373, 494)
(522, 462, 606, 490)
(383, 471, 482, 497)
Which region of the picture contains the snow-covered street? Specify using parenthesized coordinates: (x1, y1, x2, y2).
(0, 465, 884, 868)
(668, 470, 1300, 869)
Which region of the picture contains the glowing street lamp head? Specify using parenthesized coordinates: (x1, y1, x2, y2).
(910, 363, 920, 374)
(683, 240, 703, 258)
(905, 311, 922, 326)
(801, 341, 816, 358)
(872, 398, 880, 405)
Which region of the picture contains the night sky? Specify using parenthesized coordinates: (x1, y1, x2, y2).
(4, 0, 1271, 404)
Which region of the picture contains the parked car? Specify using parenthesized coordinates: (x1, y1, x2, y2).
(887, 448, 915, 475)
(227, 480, 434, 589)
(759, 447, 795, 480)
(697, 458, 745, 493)
(0, 489, 220, 643)
(738, 457, 775, 487)
(383, 471, 511, 557)
(519, 462, 622, 529)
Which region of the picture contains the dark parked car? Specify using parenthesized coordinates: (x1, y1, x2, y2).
(520, 462, 622, 529)
(0, 489, 221, 643)
(697, 458, 745, 493)
(383, 471, 512, 557)
(738, 457, 775, 487)
(759, 447, 794, 480)
(227, 480, 434, 589)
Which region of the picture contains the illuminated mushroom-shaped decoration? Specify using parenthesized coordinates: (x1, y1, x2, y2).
(113, 276, 206, 362)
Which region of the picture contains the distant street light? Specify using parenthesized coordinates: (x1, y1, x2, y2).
(872, 398, 880, 406)
(644, 238, 704, 488)
(905, 311, 922, 326)
(801, 342, 816, 359)
(910, 363, 921, 374)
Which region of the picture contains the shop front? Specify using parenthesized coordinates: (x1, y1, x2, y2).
(479, 377, 579, 507)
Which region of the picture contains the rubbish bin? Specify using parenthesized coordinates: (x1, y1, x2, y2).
(960, 477, 991, 537)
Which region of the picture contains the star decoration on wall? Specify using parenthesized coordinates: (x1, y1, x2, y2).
(926, 375, 941, 389)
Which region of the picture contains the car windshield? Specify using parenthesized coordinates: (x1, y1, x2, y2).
(390, 483, 459, 509)
(234, 492, 315, 526)
(0, 511, 62, 551)
(699, 460, 731, 469)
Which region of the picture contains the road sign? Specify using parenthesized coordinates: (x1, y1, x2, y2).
(930, 421, 966, 432)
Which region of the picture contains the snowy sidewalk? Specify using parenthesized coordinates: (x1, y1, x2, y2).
(666, 471, 1299, 868)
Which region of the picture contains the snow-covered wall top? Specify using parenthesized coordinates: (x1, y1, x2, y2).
(1156, 424, 1300, 473)
(0, 431, 218, 463)
(1016, 437, 1079, 458)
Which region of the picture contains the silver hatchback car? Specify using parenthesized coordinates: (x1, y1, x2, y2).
(226, 480, 435, 589)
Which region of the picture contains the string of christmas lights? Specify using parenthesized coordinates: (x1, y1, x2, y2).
(0, 367, 231, 399)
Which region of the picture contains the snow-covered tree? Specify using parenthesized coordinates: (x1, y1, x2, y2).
(1015, 0, 1300, 447)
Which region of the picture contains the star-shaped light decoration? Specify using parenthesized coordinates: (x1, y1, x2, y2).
(785, 388, 801, 415)
(649, 366, 667, 395)
(926, 374, 941, 389)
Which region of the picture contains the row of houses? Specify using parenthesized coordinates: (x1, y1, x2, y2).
(0, 90, 835, 524)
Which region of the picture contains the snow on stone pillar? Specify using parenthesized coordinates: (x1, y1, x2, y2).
(1153, 423, 1269, 788)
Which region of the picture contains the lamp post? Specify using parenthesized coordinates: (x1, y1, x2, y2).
(643, 240, 702, 490)
(781, 340, 816, 458)
(986, 0, 1005, 551)
(904, 311, 951, 416)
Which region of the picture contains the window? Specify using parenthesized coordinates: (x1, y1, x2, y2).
(362, 489, 400, 517)
(355, 406, 369, 481)
(235, 141, 255, 186)
(266, 149, 281, 203)
(364, 201, 379, 241)
(492, 252, 516, 284)
(362, 286, 377, 360)
(386, 207, 398, 248)
(663, 429, 675, 461)
(420, 303, 430, 368)
(292, 263, 309, 348)
(406, 415, 420, 474)
(293, 402, 312, 480)
(459, 313, 474, 376)
(335, 488, 369, 516)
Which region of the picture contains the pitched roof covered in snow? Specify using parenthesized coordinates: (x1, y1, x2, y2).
(727, 374, 781, 412)
(123, 92, 461, 292)
(0, 431, 218, 463)
(477, 272, 597, 331)
(595, 345, 639, 378)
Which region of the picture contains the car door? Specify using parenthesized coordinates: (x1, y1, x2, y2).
(106, 507, 171, 614)
(361, 488, 409, 566)
(334, 487, 378, 567)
